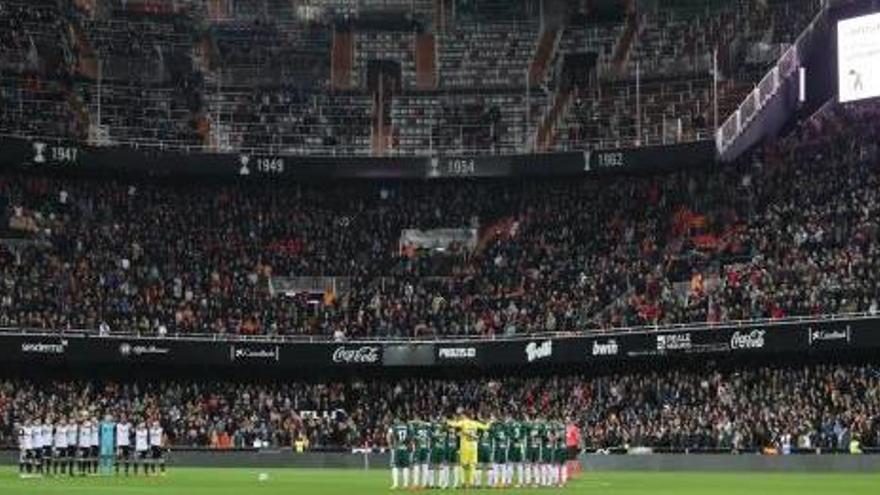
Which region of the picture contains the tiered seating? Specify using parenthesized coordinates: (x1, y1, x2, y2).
(555, 23, 623, 74)
(554, 78, 714, 149)
(627, 0, 820, 80)
(211, 21, 331, 88)
(0, 0, 823, 156)
(78, 82, 202, 147)
(285, 0, 434, 18)
(391, 92, 547, 155)
(80, 15, 196, 82)
(0, 77, 85, 140)
(352, 30, 416, 90)
(438, 21, 538, 89)
(204, 88, 371, 155)
(0, 0, 72, 75)
(547, 0, 817, 150)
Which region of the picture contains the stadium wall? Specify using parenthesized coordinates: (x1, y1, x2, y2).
(1, 315, 875, 372)
(0, 137, 715, 180)
(2, 450, 879, 472)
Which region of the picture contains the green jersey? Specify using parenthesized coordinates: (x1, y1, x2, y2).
(541, 422, 555, 450)
(447, 428, 460, 452)
(553, 422, 568, 464)
(390, 423, 412, 450)
(430, 423, 448, 464)
(508, 421, 525, 447)
(411, 421, 432, 451)
(490, 422, 510, 449)
(431, 424, 447, 449)
(446, 428, 460, 463)
(478, 428, 493, 452)
(527, 422, 544, 450)
(554, 423, 567, 449)
(507, 421, 525, 462)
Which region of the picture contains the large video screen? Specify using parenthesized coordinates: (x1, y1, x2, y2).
(838, 12, 880, 103)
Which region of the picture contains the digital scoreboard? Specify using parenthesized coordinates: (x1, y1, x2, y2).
(838, 12, 880, 103)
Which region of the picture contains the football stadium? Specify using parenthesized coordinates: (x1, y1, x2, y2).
(1, 0, 880, 493)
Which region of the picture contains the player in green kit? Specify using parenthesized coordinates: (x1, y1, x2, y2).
(429, 421, 447, 488)
(541, 421, 556, 487)
(476, 425, 493, 487)
(525, 420, 543, 487)
(508, 417, 526, 487)
(446, 422, 461, 488)
(553, 421, 568, 487)
(387, 421, 412, 490)
(489, 419, 509, 488)
(410, 419, 432, 488)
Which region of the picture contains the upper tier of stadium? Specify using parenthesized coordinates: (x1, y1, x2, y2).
(0, 0, 820, 156)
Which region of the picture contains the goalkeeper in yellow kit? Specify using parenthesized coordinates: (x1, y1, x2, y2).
(446, 411, 490, 488)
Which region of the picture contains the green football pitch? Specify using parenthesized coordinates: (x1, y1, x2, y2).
(0, 467, 878, 494)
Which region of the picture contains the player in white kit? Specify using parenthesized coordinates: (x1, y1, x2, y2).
(53, 418, 69, 475)
(78, 419, 92, 475)
(66, 419, 78, 476)
(40, 418, 53, 475)
(29, 420, 42, 474)
(134, 422, 149, 475)
(18, 420, 31, 476)
(116, 418, 132, 476)
(89, 416, 100, 474)
(149, 420, 165, 475)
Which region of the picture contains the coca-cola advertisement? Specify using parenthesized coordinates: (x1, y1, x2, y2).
(331, 346, 382, 365)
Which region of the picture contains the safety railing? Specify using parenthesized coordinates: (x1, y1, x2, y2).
(715, 2, 829, 154)
(0, 311, 875, 344)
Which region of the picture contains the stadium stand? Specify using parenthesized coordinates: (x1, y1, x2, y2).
(2, 4, 880, 492)
(1, 100, 877, 337)
(2, 363, 879, 450)
(0, 0, 820, 155)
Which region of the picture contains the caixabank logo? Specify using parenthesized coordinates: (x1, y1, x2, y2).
(229, 345, 280, 362)
(808, 325, 852, 346)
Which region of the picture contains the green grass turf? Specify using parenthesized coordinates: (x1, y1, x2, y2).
(0, 467, 878, 494)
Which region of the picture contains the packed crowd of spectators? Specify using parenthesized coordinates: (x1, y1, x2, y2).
(1, 101, 879, 337)
(1, 363, 878, 452)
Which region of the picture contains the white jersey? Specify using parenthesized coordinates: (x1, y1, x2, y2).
(19, 426, 31, 451)
(149, 426, 163, 447)
(66, 424, 78, 446)
(54, 425, 68, 448)
(78, 424, 92, 448)
(117, 423, 131, 447)
(90, 424, 99, 447)
(31, 425, 43, 449)
(135, 428, 149, 452)
(41, 424, 53, 448)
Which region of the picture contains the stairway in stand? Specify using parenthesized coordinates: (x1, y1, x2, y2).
(331, 29, 354, 90)
(415, 33, 437, 90)
(529, 28, 559, 86)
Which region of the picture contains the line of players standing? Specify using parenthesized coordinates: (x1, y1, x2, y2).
(388, 418, 571, 490)
(17, 417, 166, 477)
